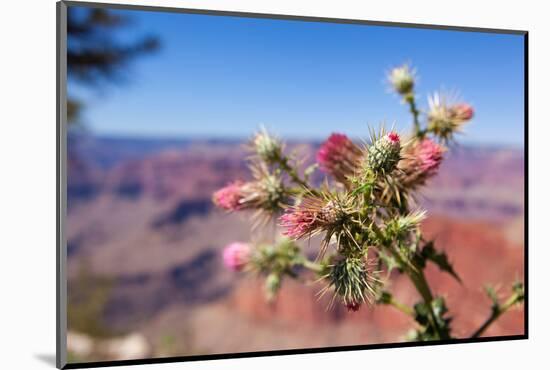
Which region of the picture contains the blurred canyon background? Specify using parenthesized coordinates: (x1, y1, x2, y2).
(66, 135, 525, 361)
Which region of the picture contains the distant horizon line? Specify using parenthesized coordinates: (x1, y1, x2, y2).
(71, 130, 525, 150)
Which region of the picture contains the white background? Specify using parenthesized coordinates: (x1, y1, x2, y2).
(0, 0, 545, 368)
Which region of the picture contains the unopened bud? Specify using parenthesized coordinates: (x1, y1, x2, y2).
(367, 132, 401, 173)
(253, 129, 282, 163)
(450, 103, 474, 121)
(388, 65, 415, 95)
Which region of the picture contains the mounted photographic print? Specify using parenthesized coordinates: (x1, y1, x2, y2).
(56, 1, 528, 368)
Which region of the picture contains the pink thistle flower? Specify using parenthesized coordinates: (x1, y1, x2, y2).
(212, 181, 244, 211)
(279, 196, 331, 240)
(279, 209, 318, 239)
(222, 242, 251, 271)
(450, 103, 474, 121)
(317, 133, 362, 185)
(398, 138, 445, 189)
(387, 131, 400, 145)
(415, 138, 444, 175)
(345, 301, 361, 312)
(317, 133, 354, 165)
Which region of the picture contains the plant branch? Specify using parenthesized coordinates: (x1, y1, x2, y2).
(386, 296, 414, 317)
(277, 156, 314, 192)
(409, 266, 449, 339)
(386, 244, 447, 339)
(301, 259, 324, 274)
(471, 289, 524, 338)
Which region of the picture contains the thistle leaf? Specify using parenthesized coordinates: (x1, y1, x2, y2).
(421, 241, 462, 283)
(411, 297, 453, 341)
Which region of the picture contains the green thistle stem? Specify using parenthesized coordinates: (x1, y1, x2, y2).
(404, 93, 423, 138)
(471, 290, 524, 338)
(277, 156, 315, 193)
(387, 245, 448, 340)
(409, 267, 448, 339)
(386, 296, 414, 317)
(301, 259, 324, 274)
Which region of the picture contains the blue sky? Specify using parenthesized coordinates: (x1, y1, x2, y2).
(69, 7, 525, 147)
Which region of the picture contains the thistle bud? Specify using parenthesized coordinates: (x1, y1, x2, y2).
(317, 133, 362, 185)
(388, 65, 415, 95)
(279, 196, 337, 240)
(240, 173, 285, 212)
(280, 208, 318, 239)
(449, 103, 474, 121)
(252, 128, 283, 164)
(328, 257, 374, 311)
(427, 93, 473, 141)
(397, 138, 445, 190)
(222, 242, 251, 271)
(212, 181, 245, 211)
(367, 132, 401, 173)
(393, 210, 427, 235)
(415, 138, 444, 174)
